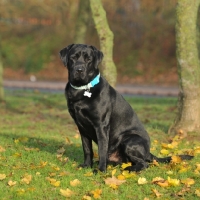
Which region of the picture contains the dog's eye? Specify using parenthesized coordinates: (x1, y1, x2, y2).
(70, 56, 77, 61)
(85, 57, 92, 62)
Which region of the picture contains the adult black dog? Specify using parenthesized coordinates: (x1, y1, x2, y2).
(59, 44, 192, 172)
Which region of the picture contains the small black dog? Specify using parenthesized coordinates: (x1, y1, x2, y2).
(59, 44, 192, 172)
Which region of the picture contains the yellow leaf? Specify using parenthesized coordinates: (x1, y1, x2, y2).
(181, 178, 195, 186)
(166, 170, 173, 175)
(157, 181, 169, 187)
(117, 174, 126, 180)
(18, 137, 29, 142)
(83, 195, 92, 200)
(60, 188, 74, 197)
(70, 179, 81, 187)
(65, 137, 72, 144)
(152, 159, 159, 166)
(52, 166, 60, 171)
(40, 161, 48, 167)
(121, 162, 132, 169)
(167, 177, 180, 186)
(194, 147, 200, 154)
(91, 189, 102, 199)
(0, 174, 6, 180)
(152, 177, 164, 183)
(36, 172, 41, 176)
(196, 163, 200, 171)
(109, 184, 118, 189)
(84, 172, 93, 177)
(21, 174, 32, 184)
(178, 165, 190, 173)
(51, 180, 60, 187)
(12, 152, 21, 158)
(8, 180, 17, 186)
(105, 176, 126, 186)
(152, 189, 162, 197)
(111, 169, 117, 177)
(0, 146, 6, 152)
(171, 155, 182, 164)
(74, 133, 80, 139)
(122, 170, 136, 179)
(160, 149, 169, 155)
(138, 177, 148, 185)
(17, 189, 25, 195)
(46, 177, 60, 187)
(195, 189, 200, 197)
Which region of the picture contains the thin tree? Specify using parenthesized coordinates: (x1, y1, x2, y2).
(89, 0, 117, 87)
(169, 0, 200, 136)
(74, 0, 90, 43)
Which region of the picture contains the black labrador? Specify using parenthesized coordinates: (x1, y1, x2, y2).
(59, 44, 192, 172)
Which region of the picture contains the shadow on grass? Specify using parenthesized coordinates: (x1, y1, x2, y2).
(0, 131, 84, 164)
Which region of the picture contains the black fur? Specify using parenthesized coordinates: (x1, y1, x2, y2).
(59, 44, 193, 172)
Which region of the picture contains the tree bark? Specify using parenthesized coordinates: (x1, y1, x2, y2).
(74, 0, 90, 43)
(89, 0, 117, 87)
(169, 0, 200, 136)
(0, 53, 4, 102)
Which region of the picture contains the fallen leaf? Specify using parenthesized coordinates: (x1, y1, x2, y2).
(111, 169, 117, 177)
(152, 189, 162, 197)
(117, 174, 126, 180)
(171, 155, 182, 164)
(167, 177, 180, 186)
(74, 133, 80, 139)
(91, 189, 102, 199)
(8, 180, 17, 186)
(82, 195, 92, 200)
(152, 159, 159, 166)
(0, 174, 6, 180)
(160, 149, 169, 155)
(84, 172, 93, 177)
(17, 189, 25, 195)
(121, 162, 132, 169)
(195, 189, 200, 197)
(57, 147, 65, 154)
(105, 176, 126, 186)
(181, 178, 195, 186)
(21, 174, 32, 184)
(109, 184, 118, 189)
(138, 177, 148, 185)
(0, 146, 6, 152)
(122, 170, 136, 179)
(70, 179, 81, 187)
(60, 188, 74, 197)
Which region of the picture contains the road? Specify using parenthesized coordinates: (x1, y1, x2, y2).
(3, 80, 179, 97)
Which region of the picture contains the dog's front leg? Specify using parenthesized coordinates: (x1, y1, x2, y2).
(80, 134, 93, 168)
(96, 129, 108, 172)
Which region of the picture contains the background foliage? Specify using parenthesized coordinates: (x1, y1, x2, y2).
(0, 0, 194, 84)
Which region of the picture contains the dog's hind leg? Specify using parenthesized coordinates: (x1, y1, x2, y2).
(122, 134, 150, 172)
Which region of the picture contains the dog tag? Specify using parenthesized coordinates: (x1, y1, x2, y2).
(84, 90, 92, 98)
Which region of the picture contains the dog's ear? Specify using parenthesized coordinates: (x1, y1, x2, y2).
(59, 44, 74, 67)
(89, 45, 104, 67)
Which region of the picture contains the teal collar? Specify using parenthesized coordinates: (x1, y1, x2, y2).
(70, 73, 100, 90)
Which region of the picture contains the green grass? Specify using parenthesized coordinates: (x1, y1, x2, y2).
(0, 90, 200, 199)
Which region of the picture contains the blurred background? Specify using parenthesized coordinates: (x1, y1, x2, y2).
(1, 0, 180, 85)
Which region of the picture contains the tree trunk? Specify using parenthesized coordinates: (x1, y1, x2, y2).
(74, 0, 90, 43)
(89, 0, 117, 87)
(0, 54, 4, 102)
(169, 0, 200, 136)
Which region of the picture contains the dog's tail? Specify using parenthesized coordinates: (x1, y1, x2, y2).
(149, 153, 193, 163)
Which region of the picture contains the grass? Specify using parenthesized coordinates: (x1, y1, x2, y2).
(0, 90, 200, 199)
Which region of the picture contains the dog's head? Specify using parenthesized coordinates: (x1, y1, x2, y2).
(59, 44, 103, 86)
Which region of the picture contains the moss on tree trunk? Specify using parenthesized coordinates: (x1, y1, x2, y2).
(89, 0, 117, 87)
(169, 0, 200, 136)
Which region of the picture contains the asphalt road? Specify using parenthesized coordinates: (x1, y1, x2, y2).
(3, 80, 179, 97)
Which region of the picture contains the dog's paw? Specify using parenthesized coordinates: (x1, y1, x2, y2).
(78, 163, 92, 168)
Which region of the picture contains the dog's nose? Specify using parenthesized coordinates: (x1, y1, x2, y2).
(77, 68, 83, 73)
